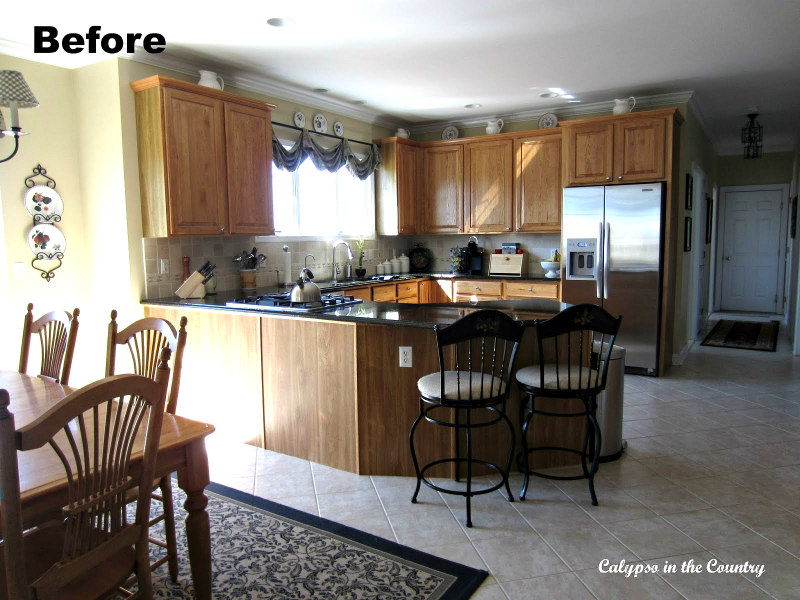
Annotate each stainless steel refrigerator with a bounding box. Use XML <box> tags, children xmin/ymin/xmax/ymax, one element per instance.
<box><xmin>561</xmin><ymin>183</ymin><xmax>665</xmax><ymax>375</ymax></box>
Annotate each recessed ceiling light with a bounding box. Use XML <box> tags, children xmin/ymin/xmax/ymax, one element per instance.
<box><xmin>561</xmin><ymin>94</ymin><xmax>575</xmax><ymax>100</ymax></box>
<box><xmin>313</xmin><ymin>88</ymin><xmax>329</xmax><ymax>94</ymax></box>
<box><xmin>464</xmin><ymin>103</ymin><xmax>482</xmax><ymax>109</ymax></box>
<box><xmin>267</xmin><ymin>17</ymin><xmax>294</xmax><ymax>27</ymax></box>
<box><xmin>350</xmin><ymin>100</ymin><xmax>365</xmax><ymax>105</ymax></box>
<box><xmin>539</xmin><ymin>92</ymin><xmax>559</xmax><ymax>99</ymax></box>
<box><xmin>567</xmin><ymin>100</ymin><xmax>582</xmax><ymax>103</ymax></box>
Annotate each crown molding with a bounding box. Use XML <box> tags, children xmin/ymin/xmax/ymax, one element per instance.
<box><xmin>127</xmin><ymin>48</ymin><xmax>403</xmax><ymax>129</ymax></box>
<box><xmin>410</xmin><ymin>91</ymin><xmax>695</xmax><ymax>135</ymax></box>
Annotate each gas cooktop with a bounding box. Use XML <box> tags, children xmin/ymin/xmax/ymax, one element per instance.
<box><xmin>226</xmin><ymin>292</ymin><xmax>363</xmax><ymax>313</ymax></box>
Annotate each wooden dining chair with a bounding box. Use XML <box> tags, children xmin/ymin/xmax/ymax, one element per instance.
<box><xmin>0</xmin><ymin>351</ymin><xmax>171</xmax><ymax>600</ymax></box>
<box><xmin>106</xmin><ymin>309</ymin><xmax>188</xmax><ymax>582</ymax></box>
<box><xmin>18</xmin><ymin>303</ymin><xmax>80</xmax><ymax>385</ymax></box>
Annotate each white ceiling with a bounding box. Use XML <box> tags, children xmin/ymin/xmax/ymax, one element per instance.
<box><xmin>3</xmin><ymin>0</ymin><xmax>800</xmax><ymax>155</ymax></box>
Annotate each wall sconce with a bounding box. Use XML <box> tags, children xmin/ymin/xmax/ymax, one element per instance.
<box><xmin>741</xmin><ymin>112</ymin><xmax>763</xmax><ymax>159</ymax></box>
<box><xmin>0</xmin><ymin>70</ymin><xmax>39</xmax><ymax>163</ymax></box>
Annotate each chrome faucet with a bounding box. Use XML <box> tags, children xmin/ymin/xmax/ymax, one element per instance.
<box><xmin>332</xmin><ymin>239</ymin><xmax>354</xmax><ymax>281</ymax></box>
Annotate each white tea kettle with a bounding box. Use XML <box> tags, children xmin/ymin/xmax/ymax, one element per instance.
<box><xmin>613</xmin><ymin>97</ymin><xmax>636</xmax><ymax>115</ymax></box>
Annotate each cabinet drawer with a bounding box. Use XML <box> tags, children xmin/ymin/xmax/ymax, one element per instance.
<box><xmin>504</xmin><ymin>281</ymin><xmax>559</xmax><ymax>300</ymax></box>
<box><xmin>453</xmin><ymin>280</ymin><xmax>503</xmax><ymax>297</ymax></box>
<box><xmin>397</xmin><ymin>295</ymin><xmax>419</xmax><ymax>304</ymax></box>
<box><xmin>372</xmin><ymin>284</ymin><xmax>397</xmax><ymax>302</ymax></box>
<box><xmin>454</xmin><ymin>294</ymin><xmax>501</xmax><ymax>302</ymax></box>
<box><xmin>396</xmin><ymin>281</ymin><xmax>419</xmax><ymax>299</ymax></box>
<box><xmin>347</xmin><ymin>287</ymin><xmax>373</xmax><ymax>301</ymax></box>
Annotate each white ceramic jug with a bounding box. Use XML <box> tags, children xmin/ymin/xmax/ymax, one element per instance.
<box><xmin>198</xmin><ymin>70</ymin><xmax>224</xmax><ymax>90</ymax></box>
<box><xmin>395</xmin><ymin>128</ymin><xmax>410</xmax><ymax>138</ymax></box>
<box><xmin>613</xmin><ymin>97</ymin><xmax>636</xmax><ymax>114</ymax></box>
<box><xmin>486</xmin><ymin>118</ymin><xmax>504</xmax><ymax>134</ymax></box>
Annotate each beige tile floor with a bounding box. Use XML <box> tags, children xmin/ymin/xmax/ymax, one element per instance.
<box><xmin>206</xmin><ymin>328</ymin><xmax>800</xmax><ymax>599</ymax></box>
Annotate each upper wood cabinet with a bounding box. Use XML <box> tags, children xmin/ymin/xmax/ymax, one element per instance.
<box><xmin>514</xmin><ymin>131</ymin><xmax>562</xmax><ymax>232</ymax></box>
<box><xmin>562</xmin><ymin>111</ymin><xmax>670</xmax><ymax>186</ymax></box>
<box><xmin>375</xmin><ymin>138</ymin><xmax>420</xmax><ymax>235</ymax></box>
<box><xmin>464</xmin><ymin>138</ymin><xmax>513</xmax><ymax>233</ymax></box>
<box><xmin>422</xmin><ymin>144</ymin><xmax>463</xmax><ymax>233</ymax></box>
<box><xmin>131</xmin><ymin>76</ymin><xmax>276</xmax><ymax>237</ymax></box>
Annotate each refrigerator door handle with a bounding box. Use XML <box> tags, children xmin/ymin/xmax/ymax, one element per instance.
<box><xmin>604</xmin><ymin>222</ymin><xmax>610</xmax><ymax>299</ymax></box>
<box><xmin>597</xmin><ymin>221</ymin><xmax>603</xmax><ymax>299</ymax></box>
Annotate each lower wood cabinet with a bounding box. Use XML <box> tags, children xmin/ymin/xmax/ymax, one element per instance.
<box><xmin>504</xmin><ymin>281</ymin><xmax>560</xmax><ymax>300</ymax></box>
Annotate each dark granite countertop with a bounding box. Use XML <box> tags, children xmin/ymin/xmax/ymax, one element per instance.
<box><xmin>142</xmin><ymin>287</ymin><xmax>565</xmax><ymax>329</ymax></box>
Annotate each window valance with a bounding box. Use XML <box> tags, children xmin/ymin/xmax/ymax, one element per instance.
<box><xmin>271</xmin><ymin>127</ymin><xmax>381</xmax><ymax>180</ymax></box>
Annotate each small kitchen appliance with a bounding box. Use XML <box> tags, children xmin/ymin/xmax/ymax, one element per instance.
<box><xmin>489</xmin><ymin>253</ymin><xmax>524</xmax><ymax>278</ymax></box>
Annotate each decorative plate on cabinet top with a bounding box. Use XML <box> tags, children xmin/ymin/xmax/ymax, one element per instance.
<box><xmin>28</xmin><ymin>224</ymin><xmax>66</xmax><ymax>258</ymax></box>
<box><xmin>538</xmin><ymin>113</ymin><xmax>558</xmax><ymax>129</ymax></box>
<box><xmin>313</xmin><ymin>113</ymin><xmax>328</xmax><ymax>133</ymax></box>
<box><xmin>442</xmin><ymin>125</ymin><xmax>459</xmax><ymax>140</ymax></box>
<box><xmin>333</xmin><ymin>121</ymin><xmax>344</xmax><ymax>137</ymax></box>
<box><xmin>293</xmin><ymin>111</ymin><xmax>306</xmax><ymax>128</ymax></box>
<box><xmin>25</xmin><ymin>185</ymin><xmax>64</xmax><ymax>223</ymax></box>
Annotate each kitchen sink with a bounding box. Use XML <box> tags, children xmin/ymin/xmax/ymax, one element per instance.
<box><xmin>318</xmin><ymin>279</ymin><xmax>366</xmax><ymax>290</ymax></box>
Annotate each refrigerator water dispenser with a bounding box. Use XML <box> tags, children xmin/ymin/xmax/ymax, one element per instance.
<box><xmin>566</xmin><ymin>238</ymin><xmax>598</xmax><ymax>280</ymax></box>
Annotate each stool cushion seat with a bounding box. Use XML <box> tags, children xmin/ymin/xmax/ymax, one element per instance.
<box><xmin>516</xmin><ymin>364</ymin><xmax>597</xmax><ymax>391</ymax></box>
<box><xmin>418</xmin><ymin>371</ymin><xmax>506</xmax><ymax>401</ymax></box>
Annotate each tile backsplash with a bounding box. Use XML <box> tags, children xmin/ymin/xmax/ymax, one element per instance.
<box><xmin>142</xmin><ymin>232</ymin><xmax>561</xmax><ymax>298</ymax></box>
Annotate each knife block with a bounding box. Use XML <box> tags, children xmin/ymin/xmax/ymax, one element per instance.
<box><xmin>175</xmin><ymin>271</ymin><xmax>206</xmax><ymax>299</ymax></box>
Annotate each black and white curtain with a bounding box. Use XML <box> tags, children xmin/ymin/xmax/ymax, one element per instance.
<box><xmin>272</xmin><ymin>128</ymin><xmax>381</xmax><ymax>180</ymax></box>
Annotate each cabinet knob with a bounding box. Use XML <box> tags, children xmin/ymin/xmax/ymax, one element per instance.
<box><xmin>528</xmin><ymin>288</ymin><xmax>533</xmax><ymax>292</ymax></box>
<box><xmin>475</xmin><ymin>286</ymin><xmax>480</xmax><ymax>290</ymax></box>
<box><xmin>219</xmin><ymin>226</ymin><xmax>225</xmax><ymax>233</ymax></box>
<box><xmin>506</xmin><ymin>226</ymin><xmax>511</xmax><ymax>230</ymax></box>
<box><xmin>605</xmin><ymin>176</ymin><xmax>612</xmax><ymax>181</ymax></box>
<box><xmin>400</xmin><ymin>227</ymin><xmax>404</xmax><ymax>232</ymax></box>
<box><xmin>618</xmin><ymin>176</ymin><xmax>623</xmax><ymax>181</ymax></box>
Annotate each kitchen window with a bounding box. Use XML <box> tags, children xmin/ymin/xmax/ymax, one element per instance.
<box><xmin>271</xmin><ymin>160</ymin><xmax>374</xmax><ymax>237</ymax></box>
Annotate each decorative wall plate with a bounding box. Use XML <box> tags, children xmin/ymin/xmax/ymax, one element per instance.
<box><xmin>293</xmin><ymin>111</ymin><xmax>306</xmax><ymax>128</ymax></box>
<box><xmin>25</xmin><ymin>185</ymin><xmax>64</xmax><ymax>222</ymax></box>
<box><xmin>28</xmin><ymin>224</ymin><xmax>66</xmax><ymax>258</ymax></box>
<box><xmin>333</xmin><ymin>121</ymin><xmax>344</xmax><ymax>137</ymax></box>
<box><xmin>313</xmin><ymin>113</ymin><xmax>328</xmax><ymax>133</ymax></box>
<box><xmin>442</xmin><ymin>125</ymin><xmax>459</xmax><ymax>140</ymax></box>
<box><xmin>538</xmin><ymin>113</ymin><xmax>558</xmax><ymax>129</ymax></box>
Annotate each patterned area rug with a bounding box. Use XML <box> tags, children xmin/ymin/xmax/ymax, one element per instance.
<box><xmin>146</xmin><ymin>482</ymin><xmax>486</xmax><ymax>600</ymax></box>
<box><xmin>701</xmin><ymin>319</ymin><xmax>779</xmax><ymax>352</ymax></box>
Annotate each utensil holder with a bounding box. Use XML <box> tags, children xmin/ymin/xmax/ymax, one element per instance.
<box><xmin>240</xmin><ymin>269</ymin><xmax>257</xmax><ymax>292</ymax></box>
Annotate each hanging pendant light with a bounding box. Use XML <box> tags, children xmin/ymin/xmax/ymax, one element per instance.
<box><xmin>741</xmin><ymin>113</ymin><xmax>763</xmax><ymax>159</ymax></box>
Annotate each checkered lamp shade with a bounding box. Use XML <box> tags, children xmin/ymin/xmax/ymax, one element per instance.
<box><xmin>0</xmin><ymin>71</ymin><xmax>39</xmax><ymax>107</ymax></box>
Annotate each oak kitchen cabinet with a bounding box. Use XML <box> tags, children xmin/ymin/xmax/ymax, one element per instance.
<box><xmin>514</xmin><ymin>130</ymin><xmax>562</xmax><ymax>232</ymax></box>
<box><xmin>375</xmin><ymin>137</ymin><xmax>420</xmax><ymax>235</ymax></box>
<box><xmin>464</xmin><ymin>138</ymin><xmax>514</xmax><ymax>233</ymax></box>
<box><xmin>562</xmin><ymin>110</ymin><xmax>670</xmax><ymax>187</ymax></box>
<box><xmin>422</xmin><ymin>144</ymin><xmax>464</xmax><ymax>233</ymax></box>
<box><xmin>131</xmin><ymin>76</ymin><xmax>276</xmax><ymax>237</ymax></box>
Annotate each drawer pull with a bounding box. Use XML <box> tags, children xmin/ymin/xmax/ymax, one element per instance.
<box><xmin>528</xmin><ymin>288</ymin><xmax>533</xmax><ymax>292</ymax></box>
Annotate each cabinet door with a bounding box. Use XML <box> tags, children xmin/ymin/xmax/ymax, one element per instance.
<box><xmin>515</xmin><ymin>133</ymin><xmax>562</xmax><ymax>232</ymax></box>
<box><xmin>423</xmin><ymin>145</ymin><xmax>463</xmax><ymax>233</ymax></box>
<box><xmin>464</xmin><ymin>139</ymin><xmax>513</xmax><ymax>233</ymax></box>
<box><xmin>397</xmin><ymin>143</ymin><xmax>420</xmax><ymax>235</ymax></box>
<box><xmin>163</xmin><ymin>88</ymin><xmax>228</xmax><ymax>235</ymax></box>
<box><xmin>613</xmin><ymin>117</ymin><xmax>667</xmax><ymax>183</ymax></box>
<box><xmin>225</xmin><ymin>102</ymin><xmax>274</xmax><ymax>235</ymax></box>
<box><xmin>564</xmin><ymin>122</ymin><xmax>614</xmax><ymax>186</ymax></box>
<box><xmin>372</xmin><ymin>284</ymin><xmax>397</xmax><ymax>302</ymax></box>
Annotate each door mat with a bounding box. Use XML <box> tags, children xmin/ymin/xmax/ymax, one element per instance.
<box><xmin>148</xmin><ymin>482</ymin><xmax>487</xmax><ymax>600</ymax></box>
<box><xmin>701</xmin><ymin>319</ymin><xmax>779</xmax><ymax>352</ymax></box>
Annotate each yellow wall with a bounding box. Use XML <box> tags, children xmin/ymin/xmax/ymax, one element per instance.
<box><xmin>717</xmin><ymin>152</ymin><xmax>795</xmax><ymax>186</ymax></box>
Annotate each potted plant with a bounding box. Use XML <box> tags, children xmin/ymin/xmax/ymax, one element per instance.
<box><xmin>354</xmin><ymin>238</ymin><xmax>367</xmax><ymax>279</ymax></box>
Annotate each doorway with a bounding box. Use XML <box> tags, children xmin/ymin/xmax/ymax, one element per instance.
<box><xmin>715</xmin><ymin>184</ymin><xmax>788</xmax><ymax>314</ymax></box>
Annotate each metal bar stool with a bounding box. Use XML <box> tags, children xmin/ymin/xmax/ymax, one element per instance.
<box><xmin>410</xmin><ymin>309</ymin><xmax>524</xmax><ymax>527</ymax></box>
<box><xmin>516</xmin><ymin>304</ymin><xmax>622</xmax><ymax>505</ymax></box>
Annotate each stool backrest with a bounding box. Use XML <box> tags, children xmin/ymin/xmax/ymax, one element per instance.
<box><xmin>534</xmin><ymin>304</ymin><xmax>622</xmax><ymax>395</ymax></box>
<box><xmin>434</xmin><ymin>309</ymin><xmax>525</xmax><ymax>402</ymax></box>
<box><xmin>106</xmin><ymin>311</ymin><xmax>188</xmax><ymax>414</ymax></box>
<box><xmin>19</xmin><ymin>303</ymin><xmax>80</xmax><ymax>385</ymax></box>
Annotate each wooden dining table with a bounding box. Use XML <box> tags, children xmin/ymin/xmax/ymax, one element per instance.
<box><xmin>0</xmin><ymin>370</ymin><xmax>216</xmax><ymax>600</ymax></box>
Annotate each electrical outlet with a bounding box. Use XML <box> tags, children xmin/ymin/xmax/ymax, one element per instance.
<box><xmin>160</xmin><ymin>258</ymin><xmax>170</xmax><ymax>275</ymax></box>
<box><xmin>399</xmin><ymin>346</ymin><xmax>412</xmax><ymax>368</ymax></box>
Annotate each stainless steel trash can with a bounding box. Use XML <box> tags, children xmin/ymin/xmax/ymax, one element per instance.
<box><xmin>593</xmin><ymin>343</ymin><xmax>625</xmax><ymax>462</ymax></box>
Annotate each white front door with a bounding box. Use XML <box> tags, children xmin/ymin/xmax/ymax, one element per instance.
<box><xmin>719</xmin><ymin>188</ymin><xmax>783</xmax><ymax>312</ymax></box>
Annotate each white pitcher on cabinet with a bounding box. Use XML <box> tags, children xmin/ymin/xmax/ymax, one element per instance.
<box><xmin>486</xmin><ymin>118</ymin><xmax>504</xmax><ymax>134</ymax></box>
<box><xmin>198</xmin><ymin>70</ymin><xmax>224</xmax><ymax>90</ymax></box>
<box><xmin>613</xmin><ymin>97</ymin><xmax>636</xmax><ymax>114</ymax></box>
